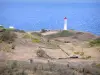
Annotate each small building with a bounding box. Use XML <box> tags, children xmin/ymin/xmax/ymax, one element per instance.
<box><xmin>9</xmin><ymin>26</ymin><xmax>15</xmax><ymax>29</ymax></box>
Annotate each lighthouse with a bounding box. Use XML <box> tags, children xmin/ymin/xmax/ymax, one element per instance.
<box><xmin>64</xmin><ymin>17</ymin><xmax>67</xmax><ymax>30</ymax></box>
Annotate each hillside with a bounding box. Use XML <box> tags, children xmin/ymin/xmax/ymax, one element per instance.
<box><xmin>0</xmin><ymin>29</ymin><xmax>100</xmax><ymax>75</ymax></box>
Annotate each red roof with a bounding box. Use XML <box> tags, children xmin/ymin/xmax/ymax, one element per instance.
<box><xmin>64</xmin><ymin>17</ymin><xmax>67</xmax><ymax>19</ymax></box>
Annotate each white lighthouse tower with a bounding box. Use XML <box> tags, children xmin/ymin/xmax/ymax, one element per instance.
<box><xmin>64</xmin><ymin>17</ymin><xmax>67</xmax><ymax>30</ymax></box>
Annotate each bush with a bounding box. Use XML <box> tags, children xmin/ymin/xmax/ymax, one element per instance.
<box><xmin>0</xmin><ymin>30</ymin><xmax>17</xmax><ymax>43</ymax></box>
<box><xmin>23</xmin><ymin>34</ymin><xmax>31</xmax><ymax>39</ymax></box>
<box><xmin>89</xmin><ymin>38</ymin><xmax>100</xmax><ymax>47</ymax></box>
<box><xmin>96</xmin><ymin>63</ymin><xmax>100</xmax><ymax>68</ymax></box>
<box><xmin>82</xmin><ymin>56</ymin><xmax>91</xmax><ymax>59</ymax></box>
<box><xmin>11</xmin><ymin>44</ymin><xmax>16</xmax><ymax>49</ymax></box>
<box><xmin>0</xmin><ymin>26</ymin><xmax>6</xmax><ymax>32</ymax></box>
<box><xmin>32</xmin><ymin>38</ymin><xmax>41</xmax><ymax>43</ymax></box>
<box><xmin>13</xmin><ymin>29</ymin><xmax>25</xmax><ymax>33</ymax></box>
<box><xmin>0</xmin><ymin>61</ymin><xmax>28</xmax><ymax>75</ymax></box>
<box><xmin>41</xmin><ymin>29</ymin><xmax>47</xmax><ymax>33</ymax></box>
<box><xmin>74</xmin><ymin>52</ymin><xmax>84</xmax><ymax>56</ymax></box>
<box><xmin>36</xmin><ymin>49</ymin><xmax>46</xmax><ymax>57</ymax></box>
<box><xmin>74</xmin><ymin>52</ymin><xmax>80</xmax><ymax>54</ymax></box>
<box><xmin>0</xmin><ymin>40</ymin><xmax>2</xmax><ymax>43</ymax></box>
<box><xmin>31</xmin><ymin>32</ymin><xmax>42</xmax><ymax>37</ymax></box>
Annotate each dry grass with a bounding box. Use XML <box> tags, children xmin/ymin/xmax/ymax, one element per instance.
<box><xmin>74</xmin><ymin>52</ymin><xmax>84</xmax><ymax>56</ymax></box>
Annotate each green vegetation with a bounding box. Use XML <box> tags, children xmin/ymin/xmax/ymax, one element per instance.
<box><xmin>23</xmin><ymin>33</ymin><xmax>31</xmax><ymax>39</ymax></box>
<box><xmin>41</xmin><ymin>29</ymin><xmax>47</xmax><ymax>33</ymax></box>
<box><xmin>0</xmin><ymin>44</ymin><xmax>14</xmax><ymax>53</ymax></box>
<box><xmin>47</xmin><ymin>30</ymin><xmax>74</xmax><ymax>39</ymax></box>
<box><xmin>0</xmin><ymin>61</ymin><xmax>28</xmax><ymax>75</ymax></box>
<box><xmin>0</xmin><ymin>40</ymin><xmax>2</xmax><ymax>43</ymax></box>
<box><xmin>0</xmin><ymin>30</ymin><xmax>17</xmax><ymax>43</ymax></box>
<box><xmin>82</xmin><ymin>56</ymin><xmax>91</xmax><ymax>59</ymax></box>
<box><xmin>13</xmin><ymin>29</ymin><xmax>25</xmax><ymax>33</ymax></box>
<box><xmin>74</xmin><ymin>51</ymin><xmax>84</xmax><ymax>56</ymax></box>
<box><xmin>58</xmin><ymin>30</ymin><xmax>74</xmax><ymax>37</ymax></box>
<box><xmin>0</xmin><ymin>25</ymin><xmax>4</xmax><ymax>28</ymax></box>
<box><xmin>96</xmin><ymin>63</ymin><xmax>100</xmax><ymax>68</ymax></box>
<box><xmin>36</xmin><ymin>49</ymin><xmax>46</xmax><ymax>57</ymax></box>
<box><xmin>89</xmin><ymin>38</ymin><xmax>100</xmax><ymax>47</ymax></box>
<box><xmin>31</xmin><ymin>32</ymin><xmax>42</xmax><ymax>37</ymax></box>
<box><xmin>74</xmin><ymin>52</ymin><xmax>80</xmax><ymax>54</ymax></box>
<box><xmin>23</xmin><ymin>33</ymin><xmax>41</xmax><ymax>43</ymax></box>
<box><xmin>32</xmin><ymin>38</ymin><xmax>41</xmax><ymax>43</ymax></box>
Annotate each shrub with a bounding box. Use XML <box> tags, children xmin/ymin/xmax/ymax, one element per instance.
<box><xmin>36</xmin><ymin>49</ymin><xmax>47</xmax><ymax>57</ymax></box>
<box><xmin>41</xmin><ymin>29</ymin><xmax>47</xmax><ymax>33</ymax></box>
<box><xmin>0</xmin><ymin>30</ymin><xmax>17</xmax><ymax>43</ymax></box>
<box><xmin>82</xmin><ymin>56</ymin><xmax>91</xmax><ymax>59</ymax></box>
<box><xmin>32</xmin><ymin>38</ymin><xmax>40</xmax><ymax>43</ymax></box>
<box><xmin>0</xmin><ymin>26</ymin><xmax>6</xmax><ymax>32</ymax></box>
<box><xmin>0</xmin><ymin>61</ymin><xmax>28</xmax><ymax>75</ymax></box>
<box><xmin>11</xmin><ymin>44</ymin><xmax>16</xmax><ymax>49</ymax></box>
<box><xmin>96</xmin><ymin>63</ymin><xmax>100</xmax><ymax>68</ymax></box>
<box><xmin>74</xmin><ymin>52</ymin><xmax>84</xmax><ymax>56</ymax></box>
<box><xmin>0</xmin><ymin>40</ymin><xmax>2</xmax><ymax>43</ymax></box>
<box><xmin>31</xmin><ymin>32</ymin><xmax>42</xmax><ymax>37</ymax></box>
<box><xmin>89</xmin><ymin>38</ymin><xmax>100</xmax><ymax>47</ymax></box>
<box><xmin>80</xmin><ymin>52</ymin><xmax>84</xmax><ymax>56</ymax></box>
<box><xmin>23</xmin><ymin>34</ymin><xmax>31</xmax><ymax>39</ymax></box>
<box><xmin>2</xmin><ymin>45</ymin><xmax>11</xmax><ymax>52</ymax></box>
<box><xmin>0</xmin><ymin>25</ymin><xmax>4</xmax><ymax>28</ymax></box>
<box><xmin>13</xmin><ymin>29</ymin><xmax>25</xmax><ymax>33</ymax></box>
<box><xmin>74</xmin><ymin>52</ymin><xmax>80</xmax><ymax>54</ymax></box>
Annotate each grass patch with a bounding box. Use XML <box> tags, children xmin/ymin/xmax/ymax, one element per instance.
<box><xmin>82</xmin><ymin>56</ymin><xmax>91</xmax><ymax>59</ymax></box>
<box><xmin>0</xmin><ymin>40</ymin><xmax>2</xmax><ymax>43</ymax></box>
<box><xmin>74</xmin><ymin>52</ymin><xmax>84</xmax><ymax>56</ymax></box>
<box><xmin>23</xmin><ymin>33</ymin><xmax>41</xmax><ymax>43</ymax></box>
<box><xmin>89</xmin><ymin>38</ymin><xmax>100</xmax><ymax>47</ymax></box>
<box><xmin>47</xmin><ymin>30</ymin><xmax>74</xmax><ymax>39</ymax></box>
<box><xmin>22</xmin><ymin>33</ymin><xmax>31</xmax><ymax>39</ymax></box>
<box><xmin>74</xmin><ymin>52</ymin><xmax>80</xmax><ymax>54</ymax></box>
<box><xmin>96</xmin><ymin>63</ymin><xmax>100</xmax><ymax>68</ymax></box>
<box><xmin>32</xmin><ymin>38</ymin><xmax>41</xmax><ymax>43</ymax></box>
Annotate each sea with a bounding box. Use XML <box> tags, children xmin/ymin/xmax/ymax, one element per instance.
<box><xmin>0</xmin><ymin>2</ymin><xmax>100</xmax><ymax>35</ymax></box>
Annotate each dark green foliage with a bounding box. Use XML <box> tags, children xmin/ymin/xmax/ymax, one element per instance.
<box><xmin>0</xmin><ymin>25</ymin><xmax>4</xmax><ymax>28</ymax></box>
<box><xmin>0</xmin><ymin>26</ymin><xmax>6</xmax><ymax>32</ymax></box>
<box><xmin>89</xmin><ymin>38</ymin><xmax>100</xmax><ymax>47</ymax></box>
<box><xmin>41</xmin><ymin>29</ymin><xmax>47</xmax><ymax>33</ymax></box>
<box><xmin>13</xmin><ymin>29</ymin><xmax>25</xmax><ymax>33</ymax></box>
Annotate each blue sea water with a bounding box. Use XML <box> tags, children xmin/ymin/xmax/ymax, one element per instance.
<box><xmin>0</xmin><ymin>2</ymin><xmax>100</xmax><ymax>35</ymax></box>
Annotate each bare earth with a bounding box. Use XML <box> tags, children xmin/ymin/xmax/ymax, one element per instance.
<box><xmin>7</xmin><ymin>31</ymin><xmax>100</xmax><ymax>62</ymax></box>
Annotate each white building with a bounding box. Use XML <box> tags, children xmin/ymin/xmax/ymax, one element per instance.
<box><xmin>9</xmin><ymin>26</ymin><xmax>15</xmax><ymax>29</ymax></box>
<box><xmin>64</xmin><ymin>17</ymin><xmax>67</xmax><ymax>30</ymax></box>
